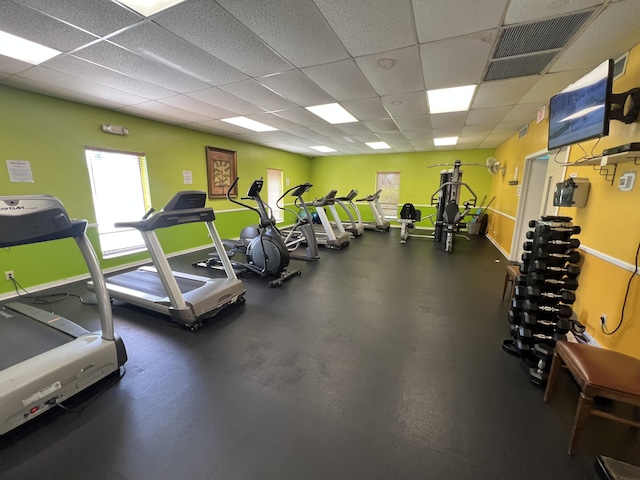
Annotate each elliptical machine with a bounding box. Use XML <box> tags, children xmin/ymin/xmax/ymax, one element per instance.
<box><xmin>195</xmin><ymin>177</ymin><xmax>301</xmax><ymax>287</ymax></box>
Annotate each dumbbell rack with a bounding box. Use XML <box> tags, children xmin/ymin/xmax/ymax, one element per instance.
<box><xmin>502</xmin><ymin>215</ymin><xmax>581</xmax><ymax>386</ymax></box>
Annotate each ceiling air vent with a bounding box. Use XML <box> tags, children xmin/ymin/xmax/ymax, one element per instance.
<box><xmin>493</xmin><ymin>10</ymin><xmax>594</xmax><ymax>58</ymax></box>
<box><xmin>613</xmin><ymin>52</ymin><xmax>628</xmax><ymax>80</ymax></box>
<box><xmin>485</xmin><ymin>52</ymin><xmax>558</xmax><ymax>81</ymax></box>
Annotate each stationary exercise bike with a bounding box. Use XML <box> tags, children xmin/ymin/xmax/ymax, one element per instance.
<box><xmin>195</xmin><ymin>177</ymin><xmax>300</xmax><ymax>287</ymax></box>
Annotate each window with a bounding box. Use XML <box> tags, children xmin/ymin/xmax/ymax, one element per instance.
<box><xmin>266</xmin><ymin>168</ymin><xmax>283</xmax><ymax>223</ymax></box>
<box><xmin>85</xmin><ymin>148</ymin><xmax>151</xmax><ymax>258</ymax></box>
<box><xmin>376</xmin><ymin>172</ymin><xmax>400</xmax><ymax>220</ymax></box>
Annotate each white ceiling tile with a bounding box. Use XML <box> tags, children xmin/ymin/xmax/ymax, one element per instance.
<box><xmin>550</xmin><ymin>1</ymin><xmax>640</xmax><ymax>71</ymax></box>
<box><xmin>410</xmin><ymin>139</ymin><xmax>435</xmax><ymax>149</ymax></box>
<box><xmin>302</xmin><ymin>59</ymin><xmax>377</xmax><ymax>101</ymax></box>
<box><xmin>395</xmin><ymin>116</ymin><xmax>430</xmax><ymax>131</ymax></box>
<box><xmin>356</xmin><ymin>46</ymin><xmax>425</xmax><ymax>96</ymax></box>
<box><xmin>275</xmin><ymin>109</ymin><xmax>328</xmax><ymax>127</ymax></box>
<box><xmin>382</xmin><ymin>91</ymin><xmax>429</xmax><ymax>117</ymax></box>
<box><xmin>313</xmin><ymin>0</ymin><xmax>417</xmax><ymax>56</ymax></box>
<box><xmin>0</xmin><ymin>55</ymin><xmax>32</xmax><ymax>75</ymax></box>
<box><xmin>462</xmin><ymin>125</ymin><xmax>494</xmax><ymax>135</ymax></box>
<box><xmin>353</xmin><ymin>133</ymin><xmax>385</xmax><ymax>143</ymax></box>
<box><xmin>74</xmin><ymin>41</ymin><xmax>210</xmax><ymax>93</ymax></box>
<box><xmin>412</xmin><ymin>0</ymin><xmax>509</xmax><ymax>43</ymax></box>
<box><xmin>287</xmin><ymin>126</ymin><xmax>327</xmax><ymax>139</ymax></box>
<box><xmin>2</xmin><ymin>75</ymin><xmax>130</xmax><ymax>109</ymax></box>
<box><xmin>117</xmin><ymin>104</ymin><xmax>185</xmax><ymax>125</ymax></box>
<box><xmin>363</xmin><ymin>119</ymin><xmax>400</xmax><ymax>133</ymax></box>
<box><xmin>432</xmin><ymin>127</ymin><xmax>463</xmax><ymax>137</ymax></box>
<box><xmin>335</xmin><ymin>123</ymin><xmax>374</xmax><ymax>136</ymax></box>
<box><xmin>420</xmin><ymin>31</ymin><xmax>496</xmax><ymax>90</ymax></box>
<box><xmin>14</xmin><ymin>0</ymin><xmax>143</xmax><ymax>37</ymax></box>
<box><xmin>430</xmin><ymin>112</ymin><xmax>468</xmax><ymax>129</ymax></box>
<box><xmin>246</xmin><ymin>112</ymin><xmax>305</xmax><ymax>130</ymax></box>
<box><xmin>457</xmin><ymin>135</ymin><xmax>488</xmax><ymax>146</ymax></box>
<box><xmin>256</xmin><ymin>71</ymin><xmax>335</xmax><ymax>107</ymax></box>
<box><xmin>375</xmin><ymin>132</ymin><xmax>407</xmax><ymax>142</ymax></box>
<box><xmin>187</xmin><ymin>88</ymin><xmax>263</xmax><ymax>116</ymax></box>
<box><xmin>492</xmin><ymin>121</ymin><xmax>528</xmax><ymax>133</ymax></box>
<box><xmin>14</xmin><ymin>66</ymin><xmax>149</xmax><ymax>104</ymax></box>
<box><xmin>309</xmin><ymin>124</ymin><xmax>350</xmax><ymax>137</ymax></box>
<box><xmin>123</xmin><ymin>101</ymin><xmax>211</xmax><ymax>122</ymax></box>
<box><xmin>504</xmin><ymin>0</ymin><xmax>603</xmax><ymax>24</ymax></box>
<box><xmin>197</xmin><ymin>119</ymin><xmax>259</xmax><ymax>135</ymax></box>
<box><xmin>44</xmin><ymin>55</ymin><xmax>177</xmax><ymax>100</ymax></box>
<box><xmin>217</xmin><ymin>0</ymin><xmax>348</xmax><ymax>68</ymax></box>
<box><xmin>481</xmin><ymin>133</ymin><xmax>512</xmax><ymax>147</ymax></box>
<box><xmin>502</xmin><ymin>103</ymin><xmax>542</xmax><ymax>124</ymax></box>
<box><xmin>403</xmin><ymin>130</ymin><xmax>432</xmax><ymax>140</ymax></box>
<box><xmin>220</xmin><ymin>80</ymin><xmax>298</xmax><ymax>111</ymax></box>
<box><xmin>110</xmin><ymin>22</ymin><xmax>248</xmax><ymax>86</ymax></box>
<box><xmin>342</xmin><ymin>98</ymin><xmax>389</xmax><ymax>121</ymax></box>
<box><xmin>0</xmin><ymin>0</ymin><xmax>97</xmax><ymax>52</ymax></box>
<box><xmin>154</xmin><ymin>0</ymin><xmax>292</xmax><ymax>77</ymax></box>
<box><xmin>158</xmin><ymin>95</ymin><xmax>235</xmax><ymax>118</ymax></box>
<box><xmin>472</xmin><ymin>76</ymin><xmax>539</xmax><ymax>109</ymax></box>
<box><xmin>466</xmin><ymin>106</ymin><xmax>512</xmax><ymax>125</ymax></box>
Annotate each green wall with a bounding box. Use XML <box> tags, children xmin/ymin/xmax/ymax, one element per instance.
<box><xmin>0</xmin><ymin>85</ymin><xmax>310</xmax><ymax>294</ymax></box>
<box><xmin>309</xmin><ymin>150</ymin><xmax>495</xmax><ymax>222</ymax></box>
<box><xmin>1</xmin><ymin>84</ymin><xmax>496</xmax><ymax>295</ymax></box>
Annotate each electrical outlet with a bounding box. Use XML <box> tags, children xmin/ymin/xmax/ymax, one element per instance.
<box><xmin>5</xmin><ymin>270</ymin><xmax>14</xmax><ymax>281</ymax></box>
<box><xmin>600</xmin><ymin>313</ymin><xmax>607</xmax><ymax>326</ymax></box>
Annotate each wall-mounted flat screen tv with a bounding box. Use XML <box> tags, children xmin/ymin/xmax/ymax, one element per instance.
<box><xmin>548</xmin><ymin>58</ymin><xmax>614</xmax><ymax>151</ymax></box>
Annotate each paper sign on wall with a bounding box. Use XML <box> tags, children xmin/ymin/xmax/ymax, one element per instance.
<box><xmin>6</xmin><ymin>160</ymin><xmax>34</xmax><ymax>183</ymax></box>
<box><xmin>183</xmin><ymin>170</ymin><xmax>193</xmax><ymax>184</ymax></box>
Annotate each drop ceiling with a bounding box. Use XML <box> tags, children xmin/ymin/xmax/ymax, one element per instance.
<box><xmin>1</xmin><ymin>0</ymin><xmax>639</xmax><ymax>156</ymax></box>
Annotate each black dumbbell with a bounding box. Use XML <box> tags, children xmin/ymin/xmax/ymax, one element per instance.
<box><xmin>507</xmin><ymin>309</ymin><xmax>521</xmax><ymax>325</ymax></box>
<box><xmin>537</xmin><ymin>237</ymin><xmax>580</xmax><ymax>249</ymax></box>
<box><xmin>512</xmin><ymin>298</ymin><xmax>525</xmax><ymax>311</ymax></box>
<box><xmin>517</xmin><ymin>326</ymin><xmax>567</xmax><ymax>344</ymax></box>
<box><xmin>538</xmin><ymin>224</ymin><xmax>581</xmax><ymax>235</ymax></box>
<box><xmin>523</xmin><ymin>300</ymin><xmax>573</xmax><ymax>318</ymax></box>
<box><xmin>525</xmin><ymin>231</ymin><xmax>536</xmax><ymax>240</ymax></box>
<box><xmin>532</xmin><ymin>261</ymin><xmax>580</xmax><ymax>277</ymax></box>
<box><xmin>525</xmin><ymin>287</ymin><xmax>576</xmax><ymax>304</ymax></box>
<box><xmin>522</xmin><ymin>313</ymin><xmax>571</xmax><ymax>333</ymax></box>
<box><xmin>529</xmin><ymin>274</ymin><xmax>578</xmax><ymax>291</ymax></box>
<box><xmin>535</xmin><ymin>249</ymin><xmax>581</xmax><ymax>263</ymax></box>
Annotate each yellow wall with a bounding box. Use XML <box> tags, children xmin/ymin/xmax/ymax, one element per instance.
<box><xmin>489</xmin><ymin>43</ymin><xmax>640</xmax><ymax>358</ymax></box>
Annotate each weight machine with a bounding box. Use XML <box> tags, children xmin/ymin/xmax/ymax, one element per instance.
<box><xmin>429</xmin><ymin>160</ymin><xmax>478</xmax><ymax>252</ymax></box>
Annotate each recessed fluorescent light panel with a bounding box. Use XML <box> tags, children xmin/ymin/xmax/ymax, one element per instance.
<box><xmin>221</xmin><ymin>117</ymin><xmax>277</xmax><ymax>132</ymax></box>
<box><xmin>117</xmin><ymin>0</ymin><xmax>188</xmax><ymax>16</ymax></box>
<box><xmin>310</xmin><ymin>146</ymin><xmax>336</xmax><ymax>153</ymax></box>
<box><xmin>365</xmin><ymin>142</ymin><xmax>391</xmax><ymax>150</ymax></box>
<box><xmin>305</xmin><ymin>103</ymin><xmax>357</xmax><ymax>124</ymax></box>
<box><xmin>433</xmin><ymin>137</ymin><xmax>458</xmax><ymax>146</ymax></box>
<box><xmin>427</xmin><ymin>85</ymin><xmax>476</xmax><ymax>114</ymax></box>
<box><xmin>0</xmin><ymin>31</ymin><xmax>60</xmax><ymax>65</ymax></box>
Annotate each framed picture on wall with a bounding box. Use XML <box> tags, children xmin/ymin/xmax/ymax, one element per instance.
<box><xmin>205</xmin><ymin>146</ymin><xmax>237</xmax><ymax>198</ymax></box>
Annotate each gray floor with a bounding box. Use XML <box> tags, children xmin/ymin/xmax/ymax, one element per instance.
<box><xmin>1</xmin><ymin>229</ymin><xmax>637</xmax><ymax>479</ymax></box>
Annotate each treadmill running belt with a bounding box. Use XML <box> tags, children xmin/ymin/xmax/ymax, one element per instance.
<box><xmin>107</xmin><ymin>269</ymin><xmax>205</xmax><ymax>297</ymax></box>
<box><xmin>0</xmin><ymin>308</ymin><xmax>73</xmax><ymax>370</ymax></box>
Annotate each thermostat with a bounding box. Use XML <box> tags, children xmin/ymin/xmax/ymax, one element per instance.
<box><xmin>618</xmin><ymin>171</ymin><xmax>636</xmax><ymax>191</ymax></box>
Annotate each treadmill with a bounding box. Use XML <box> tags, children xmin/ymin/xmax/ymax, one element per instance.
<box><xmin>0</xmin><ymin>194</ymin><xmax>127</xmax><ymax>435</ymax></box>
<box><xmin>90</xmin><ymin>191</ymin><xmax>245</xmax><ymax>331</ymax></box>
<box><xmin>309</xmin><ymin>190</ymin><xmax>350</xmax><ymax>250</ymax></box>
<box><xmin>355</xmin><ymin>190</ymin><xmax>391</xmax><ymax>231</ymax></box>
<box><xmin>334</xmin><ymin>189</ymin><xmax>364</xmax><ymax>237</ymax></box>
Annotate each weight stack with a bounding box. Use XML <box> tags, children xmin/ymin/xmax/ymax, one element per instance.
<box><xmin>502</xmin><ymin>216</ymin><xmax>581</xmax><ymax>386</ymax></box>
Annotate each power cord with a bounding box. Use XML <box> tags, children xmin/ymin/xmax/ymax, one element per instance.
<box><xmin>8</xmin><ymin>275</ymin><xmax>96</xmax><ymax>313</ymax></box>
<box><xmin>603</xmin><ymin>240</ymin><xmax>640</xmax><ymax>335</ymax></box>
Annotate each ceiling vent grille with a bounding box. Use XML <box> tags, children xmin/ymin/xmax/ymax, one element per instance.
<box><xmin>493</xmin><ymin>10</ymin><xmax>595</xmax><ymax>58</ymax></box>
<box><xmin>485</xmin><ymin>52</ymin><xmax>558</xmax><ymax>81</ymax></box>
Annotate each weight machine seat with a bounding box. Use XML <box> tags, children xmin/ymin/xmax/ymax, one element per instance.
<box><xmin>443</xmin><ymin>201</ymin><xmax>461</xmax><ymax>225</ymax></box>
<box><xmin>400</xmin><ymin>203</ymin><xmax>421</xmax><ymax>222</ymax></box>
<box><xmin>544</xmin><ymin>341</ymin><xmax>640</xmax><ymax>455</ymax></box>
<box><xmin>501</xmin><ymin>264</ymin><xmax>520</xmax><ymax>300</ymax></box>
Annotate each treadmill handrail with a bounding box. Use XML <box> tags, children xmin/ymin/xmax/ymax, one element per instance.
<box><xmin>115</xmin><ymin>208</ymin><xmax>215</xmax><ymax>231</ymax></box>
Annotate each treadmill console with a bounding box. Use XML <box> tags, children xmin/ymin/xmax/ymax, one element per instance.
<box><xmin>163</xmin><ymin>191</ymin><xmax>207</xmax><ymax>211</ymax></box>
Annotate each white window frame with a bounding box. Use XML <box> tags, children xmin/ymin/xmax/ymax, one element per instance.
<box><xmin>376</xmin><ymin>171</ymin><xmax>400</xmax><ymax>220</ymax></box>
<box><xmin>85</xmin><ymin>147</ymin><xmax>152</xmax><ymax>259</ymax></box>
<box><xmin>266</xmin><ymin>168</ymin><xmax>284</xmax><ymax>223</ymax></box>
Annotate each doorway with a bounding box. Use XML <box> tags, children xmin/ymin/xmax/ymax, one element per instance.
<box><xmin>510</xmin><ymin>148</ymin><xmax>568</xmax><ymax>261</ymax></box>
